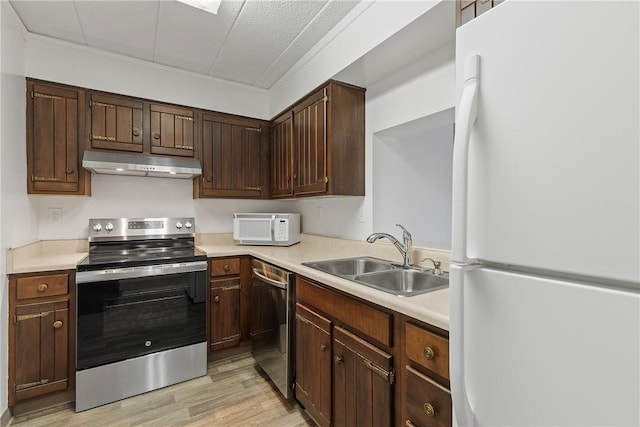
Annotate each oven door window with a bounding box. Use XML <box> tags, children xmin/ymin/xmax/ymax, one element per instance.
<box><xmin>77</xmin><ymin>271</ymin><xmax>206</xmax><ymax>370</ymax></box>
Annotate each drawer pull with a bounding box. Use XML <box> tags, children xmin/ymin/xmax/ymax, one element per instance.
<box><xmin>335</xmin><ymin>355</ymin><xmax>344</xmax><ymax>364</ymax></box>
<box><xmin>320</xmin><ymin>344</ymin><xmax>327</xmax><ymax>352</ymax></box>
<box><xmin>213</xmin><ymin>295</ymin><xmax>220</xmax><ymax>303</ymax></box>
<box><xmin>37</xmin><ymin>283</ymin><xmax>48</xmax><ymax>292</ymax></box>
<box><xmin>424</xmin><ymin>346</ymin><xmax>435</xmax><ymax>360</ymax></box>
<box><xmin>53</xmin><ymin>320</ymin><xmax>63</xmax><ymax>329</ymax></box>
<box><xmin>223</xmin><ymin>265</ymin><xmax>230</xmax><ymax>272</ymax></box>
<box><xmin>424</xmin><ymin>403</ymin><xmax>435</xmax><ymax>417</ymax></box>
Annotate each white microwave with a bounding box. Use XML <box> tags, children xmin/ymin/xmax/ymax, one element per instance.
<box><xmin>233</xmin><ymin>213</ymin><xmax>300</xmax><ymax>246</ymax></box>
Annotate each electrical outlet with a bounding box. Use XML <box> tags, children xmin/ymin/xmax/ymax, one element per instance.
<box><xmin>48</xmin><ymin>207</ymin><xmax>63</xmax><ymax>224</ymax></box>
<box><xmin>358</xmin><ymin>207</ymin><xmax>366</xmax><ymax>223</ymax></box>
<box><xmin>316</xmin><ymin>206</ymin><xmax>323</xmax><ymax>221</ymax></box>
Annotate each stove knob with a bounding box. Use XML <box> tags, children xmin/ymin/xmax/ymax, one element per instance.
<box><xmin>185</xmin><ymin>221</ymin><xmax>192</xmax><ymax>229</ymax></box>
<box><xmin>176</xmin><ymin>221</ymin><xmax>183</xmax><ymax>229</ymax></box>
<box><xmin>92</xmin><ymin>223</ymin><xmax>102</xmax><ymax>232</ymax></box>
<box><xmin>105</xmin><ymin>222</ymin><xmax>114</xmax><ymax>232</ymax></box>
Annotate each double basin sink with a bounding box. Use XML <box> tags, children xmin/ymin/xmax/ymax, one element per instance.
<box><xmin>302</xmin><ymin>256</ymin><xmax>448</xmax><ymax>297</ymax></box>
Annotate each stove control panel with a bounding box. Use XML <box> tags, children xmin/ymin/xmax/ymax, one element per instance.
<box><xmin>88</xmin><ymin>217</ymin><xmax>196</xmax><ymax>241</ymax></box>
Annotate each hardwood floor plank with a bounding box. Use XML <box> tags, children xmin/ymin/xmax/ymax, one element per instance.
<box><xmin>10</xmin><ymin>353</ymin><xmax>314</xmax><ymax>427</ymax></box>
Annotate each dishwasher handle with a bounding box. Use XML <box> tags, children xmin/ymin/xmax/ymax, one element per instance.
<box><xmin>252</xmin><ymin>268</ymin><xmax>287</xmax><ymax>290</ymax></box>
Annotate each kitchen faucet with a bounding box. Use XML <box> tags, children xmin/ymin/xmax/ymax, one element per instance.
<box><xmin>366</xmin><ymin>224</ymin><xmax>413</xmax><ymax>268</ymax></box>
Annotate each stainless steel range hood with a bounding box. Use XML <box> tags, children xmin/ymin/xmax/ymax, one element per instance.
<box><xmin>82</xmin><ymin>150</ymin><xmax>202</xmax><ymax>179</ymax></box>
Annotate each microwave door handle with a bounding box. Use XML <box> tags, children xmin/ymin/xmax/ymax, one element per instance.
<box><xmin>270</xmin><ymin>219</ymin><xmax>275</xmax><ymax>242</ymax></box>
<box><xmin>253</xmin><ymin>268</ymin><xmax>287</xmax><ymax>290</ymax></box>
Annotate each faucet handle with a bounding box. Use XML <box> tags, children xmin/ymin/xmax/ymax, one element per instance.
<box><xmin>420</xmin><ymin>257</ymin><xmax>443</xmax><ymax>275</ymax></box>
<box><xmin>395</xmin><ymin>224</ymin><xmax>412</xmax><ymax>239</ymax></box>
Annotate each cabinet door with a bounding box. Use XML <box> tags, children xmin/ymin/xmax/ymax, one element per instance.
<box><xmin>12</xmin><ymin>302</ymin><xmax>69</xmax><ymax>404</ymax></box>
<box><xmin>270</xmin><ymin>113</ymin><xmax>294</xmax><ymax>198</ymax></box>
<box><xmin>200</xmin><ymin>114</ymin><xmax>264</xmax><ymax>198</ymax></box>
<box><xmin>150</xmin><ymin>103</ymin><xmax>195</xmax><ymax>157</ymax></box>
<box><xmin>89</xmin><ymin>94</ymin><xmax>143</xmax><ymax>152</ymax></box>
<box><xmin>209</xmin><ymin>278</ymin><xmax>241</xmax><ymax>351</ymax></box>
<box><xmin>333</xmin><ymin>326</ymin><xmax>393</xmax><ymax>427</ymax></box>
<box><xmin>293</xmin><ymin>89</ymin><xmax>327</xmax><ymax>196</ymax></box>
<box><xmin>295</xmin><ymin>304</ymin><xmax>332</xmax><ymax>427</ymax></box>
<box><xmin>27</xmin><ymin>82</ymin><xmax>87</xmax><ymax>194</ymax></box>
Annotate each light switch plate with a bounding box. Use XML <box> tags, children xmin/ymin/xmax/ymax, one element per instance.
<box><xmin>48</xmin><ymin>207</ymin><xmax>63</xmax><ymax>224</ymax></box>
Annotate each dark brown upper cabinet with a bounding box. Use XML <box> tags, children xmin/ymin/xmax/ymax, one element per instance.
<box><xmin>26</xmin><ymin>80</ymin><xmax>90</xmax><ymax>195</ymax></box>
<box><xmin>150</xmin><ymin>103</ymin><xmax>195</xmax><ymax>157</ymax></box>
<box><xmin>270</xmin><ymin>80</ymin><xmax>365</xmax><ymax>199</ymax></box>
<box><xmin>89</xmin><ymin>94</ymin><xmax>143</xmax><ymax>153</ymax></box>
<box><xmin>270</xmin><ymin>112</ymin><xmax>294</xmax><ymax>198</ymax></box>
<box><xmin>194</xmin><ymin>112</ymin><xmax>268</xmax><ymax>199</ymax></box>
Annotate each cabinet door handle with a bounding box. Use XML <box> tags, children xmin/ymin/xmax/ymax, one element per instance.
<box><xmin>424</xmin><ymin>347</ymin><xmax>435</xmax><ymax>360</ymax></box>
<box><xmin>335</xmin><ymin>355</ymin><xmax>344</xmax><ymax>364</ymax></box>
<box><xmin>53</xmin><ymin>320</ymin><xmax>63</xmax><ymax>329</ymax></box>
<box><xmin>213</xmin><ymin>295</ymin><xmax>220</xmax><ymax>303</ymax></box>
<box><xmin>153</xmin><ymin>133</ymin><xmax>160</xmax><ymax>139</ymax></box>
<box><xmin>423</xmin><ymin>403</ymin><xmax>435</xmax><ymax>417</ymax></box>
<box><xmin>320</xmin><ymin>344</ymin><xmax>327</xmax><ymax>352</ymax></box>
<box><xmin>64</xmin><ymin>168</ymin><xmax>75</xmax><ymax>175</ymax></box>
<box><xmin>37</xmin><ymin>283</ymin><xmax>48</xmax><ymax>292</ymax></box>
<box><xmin>206</xmin><ymin>176</ymin><xmax>213</xmax><ymax>183</ymax></box>
<box><xmin>405</xmin><ymin>421</ymin><xmax>418</xmax><ymax>427</ymax></box>
<box><xmin>132</xmin><ymin>128</ymin><xmax>141</xmax><ymax>137</ymax></box>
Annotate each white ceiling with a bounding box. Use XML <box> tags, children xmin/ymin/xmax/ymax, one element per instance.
<box><xmin>9</xmin><ymin>0</ymin><xmax>361</xmax><ymax>89</ymax></box>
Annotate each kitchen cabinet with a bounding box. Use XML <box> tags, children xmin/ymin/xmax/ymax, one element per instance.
<box><xmin>195</xmin><ymin>112</ymin><xmax>268</xmax><ymax>199</ymax></box>
<box><xmin>150</xmin><ymin>103</ymin><xmax>196</xmax><ymax>157</ymax></box>
<box><xmin>8</xmin><ymin>271</ymin><xmax>75</xmax><ymax>406</ymax></box>
<box><xmin>208</xmin><ymin>257</ymin><xmax>252</xmax><ymax>353</ymax></box>
<box><xmin>457</xmin><ymin>0</ymin><xmax>505</xmax><ymax>26</ymax></box>
<box><xmin>333</xmin><ymin>326</ymin><xmax>393</xmax><ymax>427</ymax></box>
<box><xmin>295</xmin><ymin>276</ymin><xmax>394</xmax><ymax>426</ymax></box>
<box><xmin>403</xmin><ymin>320</ymin><xmax>451</xmax><ymax>427</ymax></box>
<box><xmin>295</xmin><ymin>303</ymin><xmax>332</xmax><ymax>427</ymax></box>
<box><xmin>89</xmin><ymin>93</ymin><xmax>143</xmax><ymax>152</ymax></box>
<box><xmin>26</xmin><ymin>79</ymin><xmax>90</xmax><ymax>195</ymax></box>
<box><xmin>269</xmin><ymin>112</ymin><xmax>294</xmax><ymax>198</ymax></box>
<box><xmin>270</xmin><ymin>80</ymin><xmax>365</xmax><ymax>199</ymax></box>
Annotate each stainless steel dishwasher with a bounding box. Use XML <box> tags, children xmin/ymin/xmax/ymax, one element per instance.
<box><xmin>251</xmin><ymin>259</ymin><xmax>295</xmax><ymax>399</ymax></box>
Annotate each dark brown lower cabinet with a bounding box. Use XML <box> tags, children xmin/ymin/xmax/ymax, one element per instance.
<box><xmin>333</xmin><ymin>326</ymin><xmax>393</xmax><ymax>427</ymax></box>
<box><xmin>295</xmin><ymin>303</ymin><xmax>332</xmax><ymax>427</ymax></box>
<box><xmin>405</xmin><ymin>366</ymin><xmax>452</xmax><ymax>427</ymax></box>
<box><xmin>209</xmin><ymin>278</ymin><xmax>241</xmax><ymax>351</ymax></box>
<box><xmin>8</xmin><ymin>271</ymin><xmax>75</xmax><ymax>406</ymax></box>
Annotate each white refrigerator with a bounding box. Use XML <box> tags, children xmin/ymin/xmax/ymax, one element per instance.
<box><xmin>450</xmin><ymin>1</ymin><xmax>639</xmax><ymax>426</ymax></box>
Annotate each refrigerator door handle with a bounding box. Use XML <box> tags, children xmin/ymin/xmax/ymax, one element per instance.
<box><xmin>452</xmin><ymin>55</ymin><xmax>481</xmax><ymax>264</ymax></box>
<box><xmin>450</xmin><ymin>264</ymin><xmax>477</xmax><ymax>427</ymax></box>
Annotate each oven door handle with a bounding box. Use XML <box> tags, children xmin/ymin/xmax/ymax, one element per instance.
<box><xmin>252</xmin><ymin>268</ymin><xmax>287</xmax><ymax>290</ymax></box>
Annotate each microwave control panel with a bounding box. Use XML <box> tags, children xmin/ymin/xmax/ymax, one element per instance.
<box><xmin>274</xmin><ymin>219</ymin><xmax>289</xmax><ymax>241</ymax></box>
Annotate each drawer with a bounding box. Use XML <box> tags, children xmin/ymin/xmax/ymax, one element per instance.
<box><xmin>210</xmin><ymin>258</ymin><xmax>240</xmax><ymax>277</ymax></box>
<box><xmin>16</xmin><ymin>274</ymin><xmax>68</xmax><ymax>300</ymax></box>
<box><xmin>297</xmin><ymin>276</ymin><xmax>392</xmax><ymax>347</ymax></box>
<box><xmin>405</xmin><ymin>322</ymin><xmax>449</xmax><ymax>381</ymax></box>
<box><xmin>405</xmin><ymin>366</ymin><xmax>452</xmax><ymax>427</ymax></box>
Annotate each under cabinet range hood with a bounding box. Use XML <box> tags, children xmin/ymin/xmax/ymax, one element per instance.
<box><xmin>82</xmin><ymin>150</ymin><xmax>202</xmax><ymax>179</ymax></box>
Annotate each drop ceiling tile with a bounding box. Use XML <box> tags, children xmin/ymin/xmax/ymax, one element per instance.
<box><xmin>210</xmin><ymin>0</ymin><xmax>327</xmax><ymax>86</ymax></box>
<box><xmin>74</xmin><ymin>0</ymin><xmax>159</xmax><ymax>62</ymax></box>
<box><xmin>254</xmin><ymin>0</ymin><xmax>359</xmax><ymax>88</ymax></box>
<box><xmin>9</xmin><ymin>0</ymin><xmax>86</xmax><ymax>45</ymax></box>
<box><xmin>153</xmin><ymin>0</ymin><xmax>244</xmax><ymax>75</ymax></box>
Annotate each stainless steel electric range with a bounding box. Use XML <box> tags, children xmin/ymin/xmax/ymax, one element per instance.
<box><xmin>75</xmin><ymin>217</ymin><xmax>207</xmax><ymax>412</ymax></box>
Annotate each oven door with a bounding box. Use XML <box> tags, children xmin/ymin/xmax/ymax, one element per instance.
<box><xmin>76</xmin><ymin>266</ymin><xmax>206</xmax><ymax>371</ymax></box>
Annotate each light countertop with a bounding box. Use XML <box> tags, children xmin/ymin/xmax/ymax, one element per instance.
<box><xmin>6</xmin><ymin>234</ymin><xmax>451</xmax><ymax>331</ymax></box>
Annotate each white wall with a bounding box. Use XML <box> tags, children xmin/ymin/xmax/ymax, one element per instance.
<box><xmin>0</xmin><ymin>1</ymin><xmax>34</xmax><ymax>416</ymax></box>
<box><xmin>373</xmin><ymin>124</ymin><xmax>453</xmax><ymax>249</ymax></box>
<box><xmin>36</xmin><ymin>174</ymin><xmax>295</xmax><ymax>240</ymax></box>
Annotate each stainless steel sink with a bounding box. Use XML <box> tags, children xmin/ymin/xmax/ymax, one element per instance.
<box><xmin>302</xmin><ymin>256</ymin><xmax>448</xmax><ymax>297</ymax></box>
<box><xmin>302</xmin><ymin>256</ymin><xmax>396</xmax><ymax>276</ymax></box>
<box><xmin>353</xmin><ymin>269</ymin><xmax>448</xmax><ymax>297</ymax></box>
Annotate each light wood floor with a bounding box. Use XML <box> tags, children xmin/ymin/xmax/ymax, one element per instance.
<box><xmin>10</xmin><ymin>353</ymin><xmax>314</xmax><ymax>427</ymax></box>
